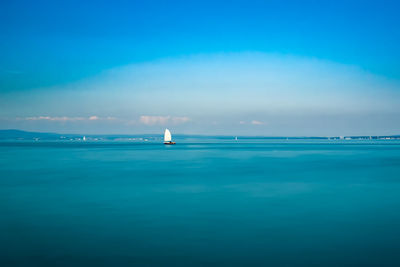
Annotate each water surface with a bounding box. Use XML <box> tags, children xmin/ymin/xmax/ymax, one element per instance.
<box><xmin>1</xmin><ymin>140</ymin><xmax>400</xmax><ymax>266</ymax></box>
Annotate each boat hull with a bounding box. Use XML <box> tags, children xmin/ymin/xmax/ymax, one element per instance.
<box><xmin>164</xmin><ymin>142</ymin><xmax>176</xmax><ymax>145</ymax></box>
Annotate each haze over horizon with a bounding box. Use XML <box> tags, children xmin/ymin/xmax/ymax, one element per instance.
<box><xmin>1</xmin><ymin>0</ymin><xmax>400</xmax><ymax>136</ymax></box>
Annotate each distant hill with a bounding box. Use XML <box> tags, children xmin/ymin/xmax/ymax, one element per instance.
<box><xmin>0</xmin><ymin>129</ymin><xmax>160</xmax><ymax>141</ymax></box>
<box><xmin>0</xmin><ymin>129</ymin><xmax>62</xmax><ymax>140</ymax></box>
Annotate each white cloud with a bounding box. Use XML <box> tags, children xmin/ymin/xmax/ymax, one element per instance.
<box><xmin>238</xmin><ymin>120</ymin><xmax>265</xmax><ymax>125</ymax></box>
<box><xmin>19</xmin><ymin>116</ymin><xmax>116</xmax><ymax>122</ymax></box>
<box><xmin>139</xmin><ymin>115</ymin><xmax>190</xmax><ymax>126</ymax></box>
<box><xmin>251</xmin><ymin>120</ymin><xmax>264</xmax><ymax>125</ymax></box>
<box><xmin>3</xmin><ymin>52</ymin><xmax>400</xmax><ymax>135</ymax></box>
<box><xmin>139</xmin><ymin>115</ymin><xmax>170</xmax><ymax>125</ymax></box>
<box><xmin>89</xmin><ymin>116</ymin><xmax>99</xmax><ymax>120</ymax></box>
<box><xmin>24</xmin><ymin>116</ymin><xmax>85</xmax><ymax>121</ymax></box>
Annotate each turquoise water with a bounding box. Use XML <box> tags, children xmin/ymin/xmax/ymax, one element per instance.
<box><xmin>1</xmin><ymin>140</ymin><xmax>400</xmax><ymax>266</ymax></box>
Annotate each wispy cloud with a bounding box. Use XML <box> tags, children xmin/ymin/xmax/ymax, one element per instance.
<box><xmin>15</xmin><ymin>115</ymin><xmax>187</xmax><ymax>127</ymax></box>
<box><xmin>171</xmin><ymin>116</ymin><xmax>190</xmax><ymax>124</ymax></box>
<box><xmin>89</xmin><ymin>116</ymin><xmax>99</xmax><ymax>120</ymax></box>
<box><xmin>3</xmin><ymin>53</ymin><xmax>400</xmax><ymax>135</ymax></box>
<box><xmin>139</xmin><ymin>116</ymin><xmax>169</xmax><ymax>125</ymax></box>
<box><xmin>139</xmin><ymin>115</ymin><xmax>190</xmax><ymax>126</ymax></box>
<box><xmin>23</xmin><ymin>116</ymin><xmax>85</xmax><ymax>121</ymax></box>
<box><xmin>251</xmin><ymin>120</ymin><xmax>264</xmax><ymax>125</ymax></box>
<box><xmin>18</xmin><ymin>116</ymin><xmax>116</xmax><ymax>122</ymax></box>
<box><xmin>239</xmin><ymin>120</ymin><xmax>265</xmax><ymax>125</ymax></box>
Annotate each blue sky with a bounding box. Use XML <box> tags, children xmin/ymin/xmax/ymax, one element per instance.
<box><xmin>1</xmin><ymin>0</ymin><xmax>400</xmax><ymax>135</ymax></box>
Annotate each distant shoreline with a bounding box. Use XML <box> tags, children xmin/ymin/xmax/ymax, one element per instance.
<box><xmin>1</xmin><ymin>129</ymin><xmax>399</xmax><ymax>141</ymax></box>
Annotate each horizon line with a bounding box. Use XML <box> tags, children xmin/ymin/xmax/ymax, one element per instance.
<box><xmin>1</xmin><ymin>129</ymin><xmax>400</xmax><ymax>138</ymax></box>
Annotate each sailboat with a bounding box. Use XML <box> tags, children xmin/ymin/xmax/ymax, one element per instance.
<box><xmin>164</xmin><ymin>129</ymin><xmax>176</xmax><ymax>145</ymax></box>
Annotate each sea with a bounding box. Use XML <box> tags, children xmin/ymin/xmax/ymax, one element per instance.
<box><xmin>1</xmin><ymin>139</ymin><xmax>400</xmax><ymax>266</ymax></box>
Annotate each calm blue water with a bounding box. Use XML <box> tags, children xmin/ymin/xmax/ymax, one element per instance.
<box><xmin>1</xmin><ymin>140</ymin><xmax>400</xmax><ymax>266</ymax></box>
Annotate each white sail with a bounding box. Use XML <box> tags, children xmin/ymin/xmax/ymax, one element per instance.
<box><xmin>164</xmin><ymin>129</ymin><xmax>172</xmax><ymax>142</ymax></box>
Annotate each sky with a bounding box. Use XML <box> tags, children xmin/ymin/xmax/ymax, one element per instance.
<box><xmin>1</xmin><ymin>0</ymin><xmax>400</xmax><ymax>136</ymax></box>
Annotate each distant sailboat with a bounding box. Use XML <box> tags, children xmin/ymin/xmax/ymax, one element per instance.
<box><xmin>164</xmin><ymin>129</ymin><xmax>176</xmax><ymax>145</ymax></box>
